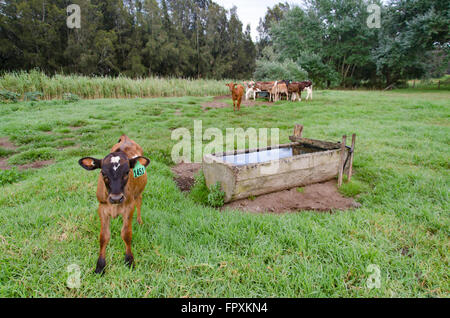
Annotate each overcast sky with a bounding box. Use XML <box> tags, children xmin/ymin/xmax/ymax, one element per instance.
<box><xmin>213</xmin><ymin>0</ymin><xmax>301</xmax><ymax>41</ymax></box>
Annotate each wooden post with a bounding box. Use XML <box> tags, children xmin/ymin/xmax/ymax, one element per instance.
<box><xmin>294</xmin><ymin>124</ymin><xmax>303</xmax><ymax>138</ymax></box>
<box><xmin>338</xmin><ymin>135</ymin><xmax>347</xmax><ymax>188</ymax></box>
<box><xmin>348</xmin><ymin>134</ymin><xmax>356</xmax><ymax>182</ymax></box>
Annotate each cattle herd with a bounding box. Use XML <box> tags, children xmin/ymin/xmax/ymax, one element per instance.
<box><xmin>226</xmin><ymin>80</ymin><xmax>313</xmax><ymax>112</ymax></box>
<box><xmin>247</xmin><ymin>80</ymin><xmax>313</xmax><ymax>102</ymax></box>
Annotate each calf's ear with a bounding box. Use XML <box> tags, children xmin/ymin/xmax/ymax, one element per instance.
<box><xmin>79</xmin><ymin>157</ymin><xmax>102</xmax><ymax>171</ymax></box>
<box><xmin>129</xmin><ymin>156</ymin><xmax>151</xmax><ymax>169</ymax></box>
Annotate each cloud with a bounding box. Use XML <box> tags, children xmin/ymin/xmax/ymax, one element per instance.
<box><xmin>213</xmin><ymin>0</ymin><xmax>297</xmax><ymax>41</ymax></box>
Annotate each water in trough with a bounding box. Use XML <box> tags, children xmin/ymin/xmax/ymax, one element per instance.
<box><xmin>221</xmin><ymin>145</ymin><xmax>323</xmax><ymax>166</ymax></box>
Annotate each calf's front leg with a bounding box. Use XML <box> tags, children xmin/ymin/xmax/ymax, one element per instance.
<box><xmin>96</xmin><ymin>207</ymin><xmax>111</xmax><ymax>274</ymax></box>
<box><xmin>136</xmin><ymin>195</ymin><xmax>143</xmax><ymax>225</ymax></box>
<box><xmin>122</xmin><ymin>208</ymin><xmax>135</xmax><ymax>268</ymax></box>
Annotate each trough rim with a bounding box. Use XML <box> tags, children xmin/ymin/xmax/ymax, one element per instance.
<box><xmin>202</xmin><ymin>139</ymin><xmax>342</xmax><ymax>170</ymax></box>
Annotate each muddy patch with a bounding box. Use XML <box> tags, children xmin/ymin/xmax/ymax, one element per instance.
<box><xmin>171</xmin><ymin>162</ymin><xmax>202</xmax><ymax>192</ymax></box>
<box><xmin>0</xmin><ymin>158</ymin><xmax>10</xmax><ymax>170</ymax></box>
<box><xmin>172</xmin><ymin>163</ymin><xmax>360</xmax><ymax>213</ymax></box>
<box><xmin>0</xmin><ymin>137</ymin><xmax>55</xmax><ymax>171</ymax></box>
<box><xmin>0</xmin><ymin>137</ymin><xmax>18</xmax><ymax>150</ymax></box>
<box><xmin>0</xmin><ymin>158</ymin><xmax>55</xmax><ymax>171</ymax></box>
<box><xmin>18</xmin><ymin>160</ymin><xmax>55</xmax><ymax>170</ymax></box>
<box><xmin>224</xmin><ymin>181</ymin><xmax>360</xmax><ymax>213</ymax></box>
<box><xmin>202</xmin><ymin>95</ymin><xmax>273</xmax><ymax>111</ymax></box>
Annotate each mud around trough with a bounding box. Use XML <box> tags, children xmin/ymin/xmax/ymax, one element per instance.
<box><xmin>172</xmin><ymin>163</ymin><xmax>202</xmax><ymax>192</ymax></box>
<box><xmin>202</xmin><ymin>95</ymin><xmax>273</xmax><ymax>111</ymax></box>
<box><xmin>171</xmin><ymin>163</ymin><xmax>360</xmax><ymax>213</ymax></box>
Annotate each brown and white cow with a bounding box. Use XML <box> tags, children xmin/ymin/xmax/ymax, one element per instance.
<box><xmin>79</xmin><ymin>135</ymin><xmax>150</xmax><ymax>274</ymax></box>
<box><xmin>288</xmin><ymin>81</ymin><xmax>313</xmax><ymax>101</ymax></box>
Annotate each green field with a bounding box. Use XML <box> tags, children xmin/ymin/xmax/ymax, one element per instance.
<box><xmin>0</xmin><ymin>89</ymin><xmax>449</xmax><ymax>297</ymax></box>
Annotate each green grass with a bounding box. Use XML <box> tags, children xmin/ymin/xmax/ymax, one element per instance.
<box><xmin>0</xmin><ymin>89</ymin><xmax>449</xmax><ymax>297</ymax></box>
<box><xmin>0</xmin><ymin>70</ymin><xmax>230</xmax><ymax>100</ymax></box>
<box><xmin>406</xmin><ymin>75</ymin><xmax>450</xmax><ymax>90</ymax></box>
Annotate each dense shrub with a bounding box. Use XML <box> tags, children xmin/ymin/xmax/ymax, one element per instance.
<box><xmin>0</xmin><ymin>168</ymin><xmax>23</xmax><ymax>186</ymax></box>
<box><xmin>189</xmin><ymin>171</ymin><xmax>225</xmax><ymax>208</ymax></box>
<box><xmin>207</xmin><ymin>182</ymin><xmax>225</xmax><ymax>208</ymax></box>
<box><xmin>63</xmin><ymin>93</ymin><xmax>80</xmax><ymax>102</ymax></box>
<box><xmin>253</xmin><ymin>47</ymin><xmax>308</xmax><ymax>81</ymax></box>
<box><xmin>0</xmin><ymin>90</ymin><xmax>20</xmax><ymax>103</ymax></box>
<box><xmin>254</xmin><ymin>59</ymin><xmax>308</xmax><ymax>81</ymax></box>
<box><xmin>24</xmin><ymin>91</ymin><xmax>43</xmax><ymax>101</ymax></box>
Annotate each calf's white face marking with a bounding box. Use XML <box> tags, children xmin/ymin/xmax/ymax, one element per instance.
<box><xmin>111</xmin><ymin>156</ymin><xmax>121</xmax><ymax>172</ymax></box>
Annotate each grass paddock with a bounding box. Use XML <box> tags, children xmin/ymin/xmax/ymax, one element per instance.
<box><xmin>0</xmin><ymin>89</ymin><xmax>448</xmax><ymax>297</ymax></box>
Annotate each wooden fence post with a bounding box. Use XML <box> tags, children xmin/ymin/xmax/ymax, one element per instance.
<box><xmin>348</xmin><ymin>134</ymin><xmax>356</xmax><ymax>182</ymax></box>
<box><xmin>294</xmin><ymin>124</ymin><xmax>303</xmax><ymax>138</ymax></box>
<box><xmin>338</xmin><ymin>135</ymin><xmax>347</xmax><ymax>188</ymax></box>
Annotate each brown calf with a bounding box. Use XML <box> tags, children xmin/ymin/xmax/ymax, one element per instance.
<box><xmin>79</xmin><ymin>135</ymin><xmax>150</xmax><ymax>274</ymax></box>
<box><xmin>226</xmin><ymin>83</ymin><xmax>245</xmax><ymax>111</ymax></box>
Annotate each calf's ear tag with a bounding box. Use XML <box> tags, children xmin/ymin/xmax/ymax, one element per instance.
<box><xmin>133</xmin><ymin>161</ymin><xmax>146</xmax><ymax>178</ymax></box>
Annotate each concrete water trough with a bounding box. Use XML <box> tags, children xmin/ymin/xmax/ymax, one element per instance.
<box><xmin>202</xmin><ymin>125</ymin><xmax>356</xmax><ymax>203</ymax></box>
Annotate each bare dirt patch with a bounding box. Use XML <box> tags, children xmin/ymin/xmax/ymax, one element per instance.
<box><xmin>0</xmin><ymin>137</ymin><xmax>18</xmax><ymax>150</ymax></box>
<box><xmin>171</xmin><ymin>162</ymin><xmax>202</xmax><ymax>192</ymax></box>
<box><xmin>0</xmin><ymin>137</ymin><xmax>55</xmax><ymax>171</ymax></box>
<box><xmin>202</xmin><ymin>95</ymin><xmax>273</xmax><ymax>111</ymax></box>
<box><xmin>18</xmin><ymin>160</ymin><xmax>55</xmax><ymax>170</ymax></box>
<box><xmin>0</xmin><ymin>158</ymin><xmax>10</xmax><ymax>170</ymax></box>
<box><xmin>224</xmin><ymin>181</ymin><xmax>360</xmax><ymax>213</ymax></box>
<box><xmin>171</xmin><ymin>162</ymin><xmax>360</xmax><ymax>213</ymax></box>
<box><xmin>0</xmin><ymin>158</ymin><xmax>55</xmax><ymax>171</ymax></box>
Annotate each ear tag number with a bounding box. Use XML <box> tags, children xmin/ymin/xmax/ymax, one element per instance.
<box><xmin>133</xmin><ymin>162</ymin><xmax>146</xmax><ymax>178</ymax></box>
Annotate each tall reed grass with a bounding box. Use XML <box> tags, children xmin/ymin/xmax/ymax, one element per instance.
<box><xmin>0</xmin><ymin>70</ymin><xmax>231</xmax><ymax>100</ymax></box>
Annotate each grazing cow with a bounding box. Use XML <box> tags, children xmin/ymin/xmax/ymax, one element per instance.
<box><xmin>255</xmin><ymin>81</ymin><xmax>276</xmax><ymax>92</ymax></box>
<box><xmin>226</xmin><ymin>83</ymin><xmax>245</xmax><ymax>111</ymax></box>
<box><xmin>268</xmin><ymin>81</ymin><xmax>278</xmax><ymax>102</ymax></box>
<box><xmin>244</xmin><ymin>81</ymin><xmax>261</xmax><ymax>101</ymax></box>
<box><xmin>276</xmin><ymin>81</ymin><xmax>289</xmax><ymax>101</ymax></box>
<box><xmin>268</xmin><ymin>81</ymin><xmax>289</xmax><ymax>102</ymax></box>
<box><xmin>78</xmin><ymin>135</ymin><xmax>150</xmax><ymax>274</ymax></box>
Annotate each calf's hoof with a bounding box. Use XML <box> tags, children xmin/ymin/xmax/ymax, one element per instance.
<box><xmin>95</xmin><ymin>257</ymin><xmax>106</xmax><ymax>274</ymax></box>
<box><xmin>125</xmin><ymin>254</ymin><xmax>135</xmax><ymax>268</ymax></box>
<box><xmin>137</xmin><ymin>217</ymin><xmax>143</xmax><ymax>225</ymax></box>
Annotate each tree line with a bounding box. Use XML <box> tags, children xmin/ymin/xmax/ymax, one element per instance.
<box><xmin>0</xmin><ymin>0</ymin><xmax>256</xmax><ymax>79</ymax></box>
<box><xmin>255</xmin><ymin>0</ymin><xmax>449</xmax><ymax>88</ymax></box>
<box><xmin>0</xmin><ymin>0</ymin><xmax>448</xmax><ymax>88</ymax></box>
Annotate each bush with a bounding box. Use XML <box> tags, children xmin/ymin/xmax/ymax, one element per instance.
<box><xmin>0</xmin><ymin>168</ymin><xmax>23</xmax><ymax>186</ymax></box>
<box><xmin>254</xmin><ymin>59</ymin><xmax>308</xmax><ymax>81</ymax></box>
<box><xmin>189</xmin><ymin>171</ymin><xmax>225</xmax><ymax>208</ymax></box>
<box><xmin>297</xmin><ymin>51</ymin><xmax>340</xmax><ymax>88</ymax></box>
<box><xmin>24</xmin><ymin>91</ymin><xmax>43</xmax><ymax>101</ymax></box>
<box><xmin>207</xmin><ymin>182</ymin><xmax>225</xmax><ymax>208</ymax></box>
<box><xmin>0</xmin><ymin>90</ymin><xmax>21</xmax><ymax>103</ymax></box>
<box><xmin>63</xmin><ymin>93</ymin><xmax>80</xmax><ymax>102</ymax></box>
